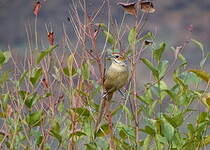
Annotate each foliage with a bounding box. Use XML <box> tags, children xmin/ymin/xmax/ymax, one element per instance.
<box><xmin>0</xmin><ymin>1</ymin><xmax>209</xmax><ymax>150</ymax></box>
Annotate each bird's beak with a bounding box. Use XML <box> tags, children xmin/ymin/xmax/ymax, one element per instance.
<box><xmin>106</xmin><ymin>55</ymin><xmax>113</xmax><ymax>60</ymax></box>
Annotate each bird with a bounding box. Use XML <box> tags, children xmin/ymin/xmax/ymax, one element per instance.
<box><xmin>95</xmin><ymin>53</ymin><xmax>129</xmax><ymax>135</ymax></box>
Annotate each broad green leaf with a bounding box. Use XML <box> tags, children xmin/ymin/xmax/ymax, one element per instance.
<box><xmin>31</xmin><ymin>129</ymin><xmax>43</xmax><ymax>147</ymax></box>
<box><xmin>71</xmin><ymin>107</ymin><xmax>90</xmax><ymax>117</ymax></box>
<box><xmin>49</xmin><ymin>121</ymin><xmax>62</xmax><ymax>143</ymax></box>
<box><xmin>30</xmin><ymin>68</ymin><xmax>42</xmax><ymax>86</ymax></box>
<box><xmin>84</xmin><ymin>119</ymin><xmax>92</xmax><ymax>136</ymax></box>
<box><xmin>103</xmin><ymin>31</ymin><xmax>116</xmax><ymax>46</ymax></box>
<box><xmin>81</xmin><ymin>63</ymin><xmax>90</xmax><ymax>80</ymax></box>
<box><xmin>36</xmin><ymin>135</ymin><xmax>43</xmax><ymax>147</ymax></box>
<box><xmin>163</xmin><ymin>114</ymin><xmax>183</xmax><ymax>128</ymax></box>
<box><xmin>138</xmin><ymin>32</ymin><xmax>153</xmax><ymax>42</ymax></box>
<box><xmin>154</xmin><ymin>134</ymin><xmax>166</xmax><ymax>149</ymax></box>
<box><xmin>67</xmin><ymin>54</ymin><xmax>74</xmax><ymax>79</ymax></box>
<box><xmin>158</xmin><ymin>60</ymin><xmax>169</xmax><ymax>78</ymax></box>
<box><xmin>153</xmin><ymin>81</ymin><xmax>168</xmax><ymax>100</ymax></box>
<box><xmin>36</xmin><ymin>45</ymin><xmax>58</xmax><ymax>64</ymax></box>
<box><xmin>0</xmin><ymin>71</ymin><xmax>9</xmax><ymax>85</ymax></box>
<box><xmin>117</xmin><ymin>123</ymin><xmax>135</xmax><ymax>139</ymax></box>
<box><xmin>140</xmin><ymin>125</ymin><xmax>155</xmax><ymax>135</ymax></box>
<box><xmin>26</xmin><ymin>111</ymin><xmax>43</xmax><ymax>127</ymax></box>
<box><xmin>179</xmin><ymin>72</ymin><xmax>200</xmax><ymax>85</ymax></box>
<box><xmin>136</xmin><ymin>95</ymin><xmax>153</xmax><ymax>105</ymax></box>
<box><xmin>85</xmin><ymin>142</ymin><xmax>97</xmax><ymax>150</ymax></box>
<box><xmin>0</xmin><ymin>51</ymin><xmax>5</xmax><ymax>65</ymax></box>
<box><xmin>2</xmin><ymin>92</ymin><xmax>10</xmax><ymax>111</ymax></box>
<box><xmin>197</xmin><ymin>112</ymin><xmax>208</xmax><ymax>124</ymax></box>
<box><xmin>69</xmin><ymin>131</ymin><xmax>86</xmax><ymax>138</ymax></box>
<box><xmin>143</xmin><ymin>135</ymin><xmax>152</xmax><ymax>150</ymax></box>
<box><xmin>0</xmin><ymin>51</ymin><xmax>11</xmax><ymax>68</ymax></box>
<box><xmin>149</xmin><ymin>101</ymin><xmax>157</xmax><ymax>116</ymax></box>
<box><xmin>95</xmin><ymin>123</ymin><xmax>111</xmax><ymax>137</ymax></box>
<box><xmin>63</xmin><ymin>67</ymin><xmax>77</xmax><ymax>77</ymax></box>
<box><xmin>161</xmin><ymin>119</ymin><xmax>174</xmax><ymax>141</ymax></box>
<box><xmin>189</xmin><ymin>69</ymin><xmax>210</xmax><ymax>83</ymax></box>
<box><xmin>24</xmin><ymin>92</ymin><xmax>40</xmax><ymax>109</ymax></box>
<box><xmin>153</xmin><ymin>43</ymin><xmax>166</xmax><ymax>62</ymax></box>
<box><xmin>174</xmin><ymin>77</ymin><xmax>188</xmax><ymax>91</ymax></box>
<box><xmin>128</xmin><ymin>27</ymin><xmax>137</xmax><ymax>45</ymax></box>
<box><xmin>141</xmin><ymin>58</ymin><xmax>159</xmax><ymax>79</ymax></box>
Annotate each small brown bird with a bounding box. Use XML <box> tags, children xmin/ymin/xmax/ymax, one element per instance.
<box><xmin>95</xmin><ymin>53</ymin><xmax>129</xmax><ymax>133</ymax></box>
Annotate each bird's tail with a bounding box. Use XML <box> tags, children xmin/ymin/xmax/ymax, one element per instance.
<box><xmin>94</xmin><ymin>92</ymin><xmax>113</xmax><ymax>136</ymax></box>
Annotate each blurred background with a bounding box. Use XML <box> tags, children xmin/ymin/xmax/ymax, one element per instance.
<box><xmin>0</xmin><ymin>0</ymin><xmax>210</xmax><ymax>68</ymax></box>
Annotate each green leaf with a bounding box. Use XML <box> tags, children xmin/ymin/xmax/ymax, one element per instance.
<box><xmin>103</xmin><ymin>31</ymin><xmax>116</xmax><ymax>46</ymax></box>
<box><xmin>81</xmin><ymin>63</ymin><xmax>90</xmax><ymax>80</ymax></box>
<box><xmin>2</xmin><ymin>92</ymin><xmax>10</xmax><ymax>111</ymax></box>
<box><xmin>136</xmin><ymin>95</ymin><xmax>153</xmax><ymax>105</ymax></box>
<box><xmin>158</xmin><ymin>60</ymin><xmax>169</xmax><ymax>78</ymax></box>
<box><xmin>95</xmin><ymin>124</ymin><xmax>111</xmax><ymax>137</ymax></box>
<box><xmin>201</xmin><ymin>93</ymin><xmax>210</xmax><ymax>110</ymax></box>
<box><xmin>117</xmin><ymin>122</ymin><xmax>135</xmax><ymax>139</ymax></box>
<box><xmin>0</xmin><ymin>51</ymin><xmax>11</xmax><ymax>68</ymax></box>
<box><xmin>71</xmin><ymin>107</ymin><xmax>90</xmax><ymax>117</ymax></box>
<box><xmin>203</xmin><ymin>135</ymin><xmax>210</xmax><ymax>146</ymax></box>
<box><xmin>163</xmin><ymin>114</ymin><xmax>183</xmax><ymax>128</ymax></box>
<box><xmin>174</xmin><ymin>77</ymin><xmax>188</xmax><ymax>91</ymax></box>
<box><xmin>197</xmin><ymin>112</ymin><xmax>208</xmax><ymax>124</ymax></box>
<box><xmin>141</xmin><ymin>58</ymin><xmax>159</xmax><ymax>79</ymax></box>
<box><xmin>85</xmin><ymin>142</ymin><xmax>97</xmax><ymax>150</ymax></box>
<box><xmin>153</xmin><ymin>43</ymin><xmax>166</xmax><ymax>62</ymax></box>
<box><xmin>26</xmin><ymin>111</ymin><xmax>43</xmax><ymax>127</ymax></box>
<box><xmin>153</xmin><ymin>81</ymin><xmax>168</xmax><ymax>100</ymax></box>
<box><xmin>161</xmin><ymin>119</ymin><xmax>175</xmax><ymax>141</ymax></box>
<box><xmin>31</xmin><ymin>130</ymin><xmax>43</xmax><ymax>147</ymax></box>
<box><xmin>69</xmin><ymin>131</ymin><xmax>86</xmax><ymax>138</ymax></box>
<box><xmin>0</xmin><ymin>51</ymin><xmax>6</xmax><ymax>65</ymax></box>
<box><xmin>30</xmin><ymin>68</ymin><xmax>42</xmax><ymax>86</ymax></box>
<box><xmin>67</xmin><ymin>54</ymin><xmax>75</xmax><ymax>79</ymax></box>
<box><xmin>128</xmin><ymin>27</ymin><xmax>137</xmax><ymax>45</ymax></box>
<box><xmin>49</xmin><ymin>121</ymin><xmax>62</xmax><ymax>143</ymax></box>
<box><xmin>63</xmin><ymin>67</ymin><xmax>77</xmax><ymax>77</ymax></box>
<box><xmin>36</xmin><ymin>45</ymin><xmax>58</xmax><ymax>64</ymax></box>
<box><xmin>24</xmin><ymin>92</ymin><xmax>40</xmax><ymax>109</ymax></box>
<box><xmin>189</xmin><ymin>69</ymin><xmax>210</xmax><ymax>83</ymax></box>
<box><xmin>140</xmin><ymin>125</ymin><xmax>155</xmax><ymax>135</ymax></box>
<box><xmin>138</xmin><ymin>32</ymin><xmax>153</xmax><ymax>42</ymax></box>
<box><xmin>0</xmin><ymin>71</ymin><xmax>9</xmax><ymax>85</ymax></box>
<box><xmin>36</xmin><ymin>135</ymin><xmax>43</xmax><ymax>147</ymax></box>
<box><xmin>191</xmin><ymin>38</ymin><xmax>204</xmax><ymax>56</ymax></box>
<box><xmin>143</xmin><ymin>135</ymin><xmax>152</xmax><ymax>150</ymax></box>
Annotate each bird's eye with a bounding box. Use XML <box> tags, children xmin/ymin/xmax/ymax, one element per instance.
<box><xmin>115</xmin><ymin>55</ymin><xmax>119</xmax><ymax>58</ymax></box>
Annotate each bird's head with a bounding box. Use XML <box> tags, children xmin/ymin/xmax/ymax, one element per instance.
<box><xmin>109</xmin><ymin>53</ymin><xmax>127</xmax><ymax>66</ymax></box>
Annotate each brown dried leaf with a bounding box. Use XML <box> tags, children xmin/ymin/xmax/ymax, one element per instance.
<box><xmin>33</xmin><ymin>1</ymin><xmax>41</xmax><ymax>16</ymax></box>
<box><xmin>118</xmin><ymin>2</ymin><xmax>137</xmax><ymax>16</ymax></box>
<box><xmin>48</xmin><ymin>32</ymin><xmax>55</xmax><ymax>46</ymax></box>
<box><xmin>139</xmin><ymin>1</ymin><xmax>155</xmax><ymax>13</ymax></box>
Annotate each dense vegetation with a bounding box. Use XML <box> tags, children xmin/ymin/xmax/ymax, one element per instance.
<box><xmin>0</xmin><ymin>1</ymin><xmax>209</xmax><ymax>150</ymax></box>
